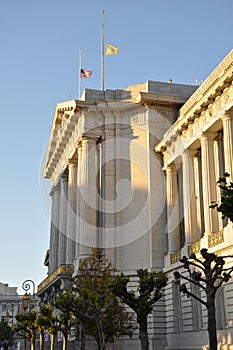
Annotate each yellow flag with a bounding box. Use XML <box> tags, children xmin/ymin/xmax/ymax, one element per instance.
<box><xmin>106</xmin><ymin>44</ymin><xmax>119</xmax><ymax>55</ymax></box>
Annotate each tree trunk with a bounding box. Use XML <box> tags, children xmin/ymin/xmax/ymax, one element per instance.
<box><xmin>207</xmin><ymin>293</ymin><xmax>217</xmax><ymax>350</ymax></box>
<box><xmin>30</xmin><ymin>334</ymin><xmax>35</xmax><ymax>350</ymax></box>
<box><xmin>138</xmin><ymin>316</ymin><xmax>149</xmax><ymax>350</ymax></box>
<box><xmin>50</xmin><ymin>334</ymin><xmax>57</xmax><ymax>350</ymax></box>
<box><xmin>96</xmin><ymin>319</ymin><xmax>105</xmax><ymax>350</ymax></box>
<box><xmin>62</xmin><ymin>333</ymin><xmax>68</xmax><ymax>350</ymax></box>
<box><xmin>80</xmin><ymin>323</ymin><xmax>86</xmax><ymax>350</ymax></box>
<box><xmin>24</xmin><ymin>336</ymin><xmax>27</xmax><ymax>350</ymax></box>
<box><xmin>39</xmin><ymin>331</ymin><xmax>44</xmax><ymax>350</ymax></box>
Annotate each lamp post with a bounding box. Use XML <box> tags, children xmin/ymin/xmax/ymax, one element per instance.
<box><xmin>3</xmin><ymin>303</ymin><xmax>14</xmax><ymax>324</ymax></box>
<box><xmin>22</xmin><ymin>280</ymin><xmax>35</xmax><ymax>312</ymax></box>
<box><xmin>2</xmin><ymin>303</ymin><xmax>14</xmax><ymax>347</ymax></box>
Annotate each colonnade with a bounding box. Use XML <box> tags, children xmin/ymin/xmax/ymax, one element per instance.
<box><xmin>165</xmin><ymin>111</ymin><xmax>233</xmax><ymax>254</ymax></box>
<box><xmin>48</xmin><ymin>136</ymin><xmax>100</xmax><ymax>274</ymax></box>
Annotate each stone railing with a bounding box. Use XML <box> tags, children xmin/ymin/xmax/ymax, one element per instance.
<box><xmin>37</xmin><ymin>264</ymin><xmax>73</xmax><ymax>293</ymax></box>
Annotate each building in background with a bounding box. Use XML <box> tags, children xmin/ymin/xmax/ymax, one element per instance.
<box><xmin>38</xmin><ymin>49</ymin><xmax>233</xmax><ymax>349</ymax></box>
<box><xmin>0</xmin><ymin>282</ymin><xmax>40</xmax><ymax>349</ymax></box>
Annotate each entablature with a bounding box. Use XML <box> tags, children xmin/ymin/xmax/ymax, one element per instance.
<box><xmin>135</xmin><ymin>91</ymin><xmax>190</xmax><ymax>107</ymax></box>
<box><xmin>156</xmin><ymin>50</ymin><xmax>233</xmax><ymax>163</ymax></box>
<box><xmin>43</xmin><ymin>100</ymin><xmax>96</xmax><ymax>179</ymax></box>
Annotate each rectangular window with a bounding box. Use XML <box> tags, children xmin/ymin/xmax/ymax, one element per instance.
<box><xmin>172</xmin><ymin>281</ymin><xmax>183</xmax><ymax>333</ymax></box>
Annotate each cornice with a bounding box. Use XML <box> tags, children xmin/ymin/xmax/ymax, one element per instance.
<box><xmin>43</xmin><ymin>100</ymin><xmax>96</xmax><ymax>179</ymax></box>
<box><xmin>135</xmin><ymin>92</ymin><xmax>189</xmax><ymax>107</ymax></box>
<box><xmin>156</xmin><ymin>49</ymin><xmax>233</xmax><ymax>153</ymax></box>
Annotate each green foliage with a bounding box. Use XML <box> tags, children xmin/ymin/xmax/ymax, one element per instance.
<box><xmin>210</xmin><ymin>173</ymin><xmax>233</xmax><ymax>222</ymax></box>
<box><xmin>35</xmin><ymin>305</ymin><xmax>59</xmax><ymax>350</ymax></box>
<box><xmin>13</xmin><ymin>311</ymin><xmax>38</xmax><ymax>339</ymax></box>
<box><xmin>110</xmin><ymin>269</ymin><xmax>168</xmax><ymax>317</ymax></box>
<box><xmin>53</xmin><ymin>291</ymin><xmax>76</xmax><ymax>335</ymax></box>
<box><xmin>37</xmin><ymin>305</ymin><xmax>59</xmax><ymax>336</ymax></box>
<box><xmin>0</xmin><ymin>320</ymin><xmax>12</xmax><ymax>342</ymax></box>
<box><xmin>72</xmin><ymin>248</ymin><xmax>135</xmax><ymax>347</ymax></box>
<box><xmin>110</xmin><ymin>269</ymin><xmax>168</xmax><ymax>350</ymax></box>
<box><xmin>174</xmin><ymin>249</ymin><xmax>233</xmax><ymax>350</ymax></box>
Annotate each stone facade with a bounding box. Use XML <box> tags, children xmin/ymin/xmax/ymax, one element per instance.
<box><xmin>39</xmin><ymin>49</ymin><xmax>233</xmax><ymax>349</ymax></box>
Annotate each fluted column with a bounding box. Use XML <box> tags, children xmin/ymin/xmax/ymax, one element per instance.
<box><xmin>58</xmin><ymin>173</ymin><xmax>68</xmax><ymax>265</ymax></box>
<box><xmin>222</xmin><ymin>111</ymin><xmax>233</xmax><ymax>182</ymax></box>
<box><xmin>200</xmin><ymin>132</ymin><xmax>219</xmax><ymax>234</ymax></box>
<box><xmin>74</xmin><ymin>144</ymin><xmax>82</xmax><ymax>261</ymax></box>
<box><xmin>193</xmin><ymin>154</ymin><xmax>204</xmax><ymax>239</ymax></box>
<box><xmin>79</xmin><ymin>136</ymin><xmax>97</xmax><ymax>259</ymax></box>
<box><xmin>166</xmin><ymin>164</ymin><xmax>180</xmax><ymax>252</ymax></box>
<box><xmin>66</xmin><ymin>158</ymin><xmax>78</xmax><ymax>264</ymax></box>
<box><xmin>49</xmin><ymin>184</ymin><xmax>60</xmax><ymax>273</ymax></box>
<box><xmin>182</xmin><ymin>150</ymin><xmax>198</xmax><ymax>244</ymax></box>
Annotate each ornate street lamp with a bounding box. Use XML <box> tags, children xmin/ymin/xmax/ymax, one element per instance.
<box><xmin>3</xmin><ymin>303</ymin><xmax>14</xmax><ymax>324</ymax></box>
<box><xmin>22</xmin><ymin>280</ymin><xmax>35</xmax><ymax>312</ymax></box>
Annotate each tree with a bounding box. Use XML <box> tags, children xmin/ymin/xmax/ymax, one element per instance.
<box><xmin>110</xmin><ymin>269</ymin><xmax>168</xmax><ymax>350</ymax></box>
<box><xmin>41</xmin><ymin>305</ymin><xmax>59</xmax><ymax>350</ymax></box>
<box><xmin>210</xmin><ymin>173</ymin><xmax>233</xmax><ymax>222</ymax></box>
<box><xmin>174</xmin><ymin>248</ymin><xmax>233</xmax><ymax>350</ymax></box>
<box><xmin>13</xmin><ymin>312</ymin><xmax>38</xmax><ymax>350</ymax></box>
<box><xmin>72</xmin><ymin>248</ymin><xmax>135</xmax><ymax>350</ymax></box>
<box><xmin>0</xmin><ymin>320</ymin><xmax>12</xmax><ymax>345</ymax></box>
<box><xmin>53</xmin><ymin>291</ymin><xmax>76</xmax><ymax>350</ymax></box>
<box><xmin>35</xmin><ymin>304</ymin><xmax>58</xmax><ymax>350</ymax></box>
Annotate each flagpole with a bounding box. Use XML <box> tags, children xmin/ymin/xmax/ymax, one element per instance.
<box><xmin>79</xmin><ymin>47</ymin><xmax>82</xmax><ymax>99</ymax></box>
<box><xmin>101</xmin><ymin>9</ymin><xmax>105</xmax><ymax>91</ymax></box>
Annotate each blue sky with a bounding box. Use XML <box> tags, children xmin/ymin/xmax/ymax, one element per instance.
<box><xmin>0</xmin><ymin>0</ymin><xmax>232</xmax><ymax>294</ymax></box>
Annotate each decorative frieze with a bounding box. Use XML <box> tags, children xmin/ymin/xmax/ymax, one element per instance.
<box><xmin>188</xmin><ymin>241</ymin><xmax>200</xmax><ymax>256</ymax></box>
<box><xmin>156</xmin><ymin>59</ymin><xmax>233</xmax><ymax>167</ymax></box>
<box><xmin>37</xmin><ymin>264</ymin><xmax>73</xmax><ymax>293</ymax></box>
<box><xmin>180</xmin><ymin>49</ymin><xmax>233</xmax><ymax>119</ymax></box>
<box><xmin>208</xmin><ymin>230</ymin><xmax>224</xmax><ymax>248</ymax></box>
<box><xmin>170</xmin><ymin>251</ymin><xmax>181</xmax><ymax>264</ymax></box>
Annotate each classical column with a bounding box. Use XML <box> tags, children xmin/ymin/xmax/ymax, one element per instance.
<box><xmin>193</xmin><ymin>154</ymin><xmax>204</xmax><ymax>239</ymax></box>
<box><xmin>214</xmin><ymin>135</ymin><xmax>224</xmax><ymax>229</ymax></box>
<box><xmin>66</xmin><ymin>158</ymin><xmax>78</xmax><ymax>264</ymax></box>
<box><xmin>49</xmin><ymin>184</ymin><xmax>60</xmax><ymax>273</ymax></box>
<box><xmin>222</xmin><ymin>111</ymin><xmax>233</xmax><ymax>182</ymax></box>
<box><xmin>75</xmin><ymin>143</ymin><xmax>82</xmax><ymax>261</ymax></box>
<box><xmin>58</xmin><ymin>173</ymin><xmax>68</xmax><ymax>265</ymax></box>
<box><xmin>79</xmin><ymin>136</ymin><xmax>97</xmax><ymax>259</ymax></box>
<box><xmin>166</xmin><ymin>164</ymin><xmax>180</xmax><ymax>252</ymax></box>
<box><xmin>182</xmin><ymin>150</ymin><xmax>198</xmax><ymax>244</ymax></box>
<box><xmin>200</xmin><ymin>132</ymin><xmax>219</xmax><ymax>234</ymax></box>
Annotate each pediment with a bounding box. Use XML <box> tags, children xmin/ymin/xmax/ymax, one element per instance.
<box><xmin>43</xmin><ymin>99</ymin><xmax>95</xmax><ymax>179</ymax></box>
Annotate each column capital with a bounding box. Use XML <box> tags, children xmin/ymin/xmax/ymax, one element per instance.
<box><xmin>199</xmin><ymin>131</ymin><xmax>218</xmax><ymax>141</ymax></box>
<box><xmin>68</xmin><ymin>157</ymin><xmax>78</xmax><ymax>167</ymax></box>
<box><xmin>165</xmin><ymin>163</ymin><xmax>178</xmax><ymax>173</ymax></box>
<box><xmin>81</xmin><ymin>135</ymin><xmax>99</xmax><ymax>144</ymax></box>
<box><xmin>49</xmin><ymin>183</ymin><xmax>60</xmax><ymax>197</ymax></box>
<box><xmin>76</xmin><ymin>140</ymin><xmax>82</xmax><ymax>149</ymax></box>
<box><xmin>222</xmin><ymin>110</ymin><xmax>233</xmax><ymax>122</ymax></box>
<box><xmin>60</xmin><ymin>172</ymin><xmax>68</xmax><ymax>182</ymax></box>
<box><xmin>182</xmin><ymin>149</ymin><xmax>198</xmax><ymax>158</ymax></box>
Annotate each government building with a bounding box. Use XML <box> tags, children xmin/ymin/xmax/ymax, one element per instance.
<box><xmin>38</xmin><ymin>49</ymin><xmax>233</xmax><ymax>349</ymax></box>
